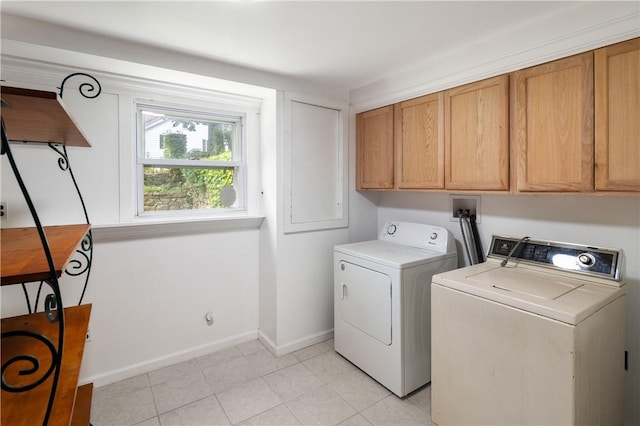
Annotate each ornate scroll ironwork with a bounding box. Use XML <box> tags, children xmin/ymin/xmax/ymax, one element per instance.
<box><xmin>48</xmin><ymin>142</ymin><xmax>94</xmax><ymax>306</ymax></box>
<box><xmin>48</xmin><ymin>143</ymin><xmax>69</xmax><ymax>171</ymax></box>
<box><xmin>1</xmin><ymin>330</ymin><xmax>58</xmax><ymax>393</ymax></box>
<box><xmin>65</xmin><ymin>232</ymin><xmax>93</xmax><ymax>305</ymax></box>
<box><xmin>56</xmin><ymin>73</ymin><xmax>99</xmax><ymax>307</ymax></box>
<box><xmin>58</xmin><ymin>72</ymin><xmax>101</xmax><ymax>99</ymax></box>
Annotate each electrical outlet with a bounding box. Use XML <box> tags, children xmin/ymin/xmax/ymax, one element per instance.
<box><xmin>205</xmin><ymin>311</ymin><xmax>214</xmax><ymax>326</ymax></box>
<box><xmin>86</xmin><ymin>328</ymin><xmax>92</xmax><ymax>342</ymax></box>
<box><xmin>0</xmin><ymin>202</ymin><xmax>6</xmax><ymax>220</ymax></box>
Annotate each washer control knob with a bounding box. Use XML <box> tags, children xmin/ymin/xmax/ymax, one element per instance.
<box><xmin>577</xmin><ymin>253</ymin><xmax>596</xmax><ymax>267</ymax></box>
<box><xmin>387</xmin><ymin>224</ymin><xmax>397</xmax><ymax>235</ymax></box>
<box><xmin>430</xmin><ymin>232</ymin><xmax>438</xmax><ymax>240</ymax></box>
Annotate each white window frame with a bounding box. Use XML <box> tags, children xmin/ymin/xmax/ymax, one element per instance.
<box><xmin>134</xmin><ymin>101</ymin><xmax>247</xmax><ymax>218</ymax></box>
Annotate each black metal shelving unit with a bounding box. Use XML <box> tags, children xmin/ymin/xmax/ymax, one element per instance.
<box><xmin>1</xmin><ymin>74</ymin><xmax>100</xmax><ymax>426</ymax></box>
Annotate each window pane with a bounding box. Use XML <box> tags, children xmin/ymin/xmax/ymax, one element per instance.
<box><xmin>142</xmin><ymin>110</ymin><xmax>235</xmax><ymax>160</ymax></box>
<box><xmin>143</xmin><ymin>166</ymin><xmax>237</xmax><ymax>212</ymax></box>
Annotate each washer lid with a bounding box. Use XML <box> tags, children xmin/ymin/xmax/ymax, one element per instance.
<box><xmin>433</xmin><ymin>262</ymin><xmax>625</xmax><ymax>325</ymax></box>
<box><xmin>335</xmin><ymin>240</ymin><xmax>454</xmax><ymax>269</ymax></box>
<box><xmin>467</xmin><ymin>268</ymin><xmax>583</xmax><ymax>300</ymax></box>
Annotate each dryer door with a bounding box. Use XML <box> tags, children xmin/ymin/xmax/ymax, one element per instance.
<box><xmin>337</xmin><ymin>261</ymin><xmax>392</xmax><ymax>345</ymax></box>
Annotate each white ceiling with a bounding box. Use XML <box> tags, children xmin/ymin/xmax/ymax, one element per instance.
<box><xmin>0</xmin><ymin>1</ymin><xmax>634</xmax><ymax>92</ymax></box>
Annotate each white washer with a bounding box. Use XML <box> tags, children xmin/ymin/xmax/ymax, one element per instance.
<box><xmin>334</xmin><ymin>221</ymin><xmax>458</xmax><ymax>397</ymax></box>
<box><xmin>431</xmin><ymin>235</ymin><xmax>626</xmax><ymax>425</ymax></box>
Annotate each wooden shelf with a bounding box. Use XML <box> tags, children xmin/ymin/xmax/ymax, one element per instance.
<box><xmin>1</xmin><ymin>86</ymin><xmax>91</xmax><ymax>147</ymax></box>
<box><xmin>1</xmin><ymin>304</ymin><xmax>92</xmax><ymax>426</ymax></box>
<box><xmin>1</xmin><ymin>224</ymin><xmax>91</xmax><ymax>285</ymax></box>
<box><xmin>71</xmin><ymin>383</ymin><xmax>93</xmax><ymax>426</ymax></box>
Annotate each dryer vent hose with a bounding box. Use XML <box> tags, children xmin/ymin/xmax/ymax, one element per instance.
<box><xmin>458</xmin><ymin>209</ymin><xmax>484</xmax><ymax>265</ymax></box>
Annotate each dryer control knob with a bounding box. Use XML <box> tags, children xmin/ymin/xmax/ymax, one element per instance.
<box><xmin>430</xmin><ymin>232</ymin><xmax>438</xmax><ymax>240</ymax></box>
<box><xmin>387</xmin><ymin>224</ymin><xmax>397</xmax><ymax>235</ymax></box>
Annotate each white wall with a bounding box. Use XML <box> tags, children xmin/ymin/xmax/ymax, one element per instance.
<box><xmin>258</xmin><ymin>92</ymin><xmax>279</xmax><ymax>348</ymax></box>
<box><xmin>83</xmin><ymin>228</ymin><xmax>260</xmax><ymax>385</ymax></box>
<box><xmin>258</xmin><ymin>92</ymin><xmax>351</xmax><ymax>355</ymax></box>
<box><xmin>350</xmin><ymin>1</ymin><xmax>640</xmax><ymax>112</ymax></box>
<box><xmin>273</xmin><ymin>228</ymin><xmax>350</xmax><ymax>352</ymax></box>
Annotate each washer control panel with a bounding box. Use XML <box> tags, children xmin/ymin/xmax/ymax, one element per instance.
<box><xmin>489</xmin><ymin>235</ymin><xmax>622</xmax><ymax>281</ymax></box>
<box><xmin>380</xmin><ymin>221</ymin><xmax>455</xmax><ymax>254</ymax></box>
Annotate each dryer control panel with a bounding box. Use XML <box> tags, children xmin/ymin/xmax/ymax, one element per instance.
<box><xmin>488</xmin><ymin>235</ymin><xmax>622</xmax><ymax>282</ymax></box>
<box><xmin>380</xmin><ymin>221</ymin><xmax>456</xmax><ymax>254</ymax></box>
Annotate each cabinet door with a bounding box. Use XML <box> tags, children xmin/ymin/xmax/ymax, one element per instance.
<box><xmin>445</xmin><ymin>75</ymin><xmax>509</xmax><ymax>190</ymax></box>
<box><xmin>595</xmin><ymin>37</ymin><xmax>640</xmax><ymax>192</ymax></box>
<box><xmin>395</xmin><ymin>93</ymin><xmax>444</xmax><ymax>189</ymax></box>
<box><xmin>356</xmin><ymin>106</ymin><xmax>394</xmax><ymax>189</ymax></box>
<box><xmin>513</xmin><ymin>52</ymin><xmax>594</xmax><ymax>192</ymax></box>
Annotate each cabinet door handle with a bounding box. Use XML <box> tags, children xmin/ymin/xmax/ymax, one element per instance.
<box><xmin>341</xmin><ymin>283</ymin><xmax>348</xmax><ymax>300</ymax></box>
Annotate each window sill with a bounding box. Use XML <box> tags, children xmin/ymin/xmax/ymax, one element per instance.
<box><xmin>91</xmin><ymin>215</ymin><xmax>265</xmax><ymax>242</ymax></box>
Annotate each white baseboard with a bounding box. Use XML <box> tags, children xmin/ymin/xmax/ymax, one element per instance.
<box><xmin>83</xmin><ymin>328</ymin><xmax>334</xmax><ymax>388</ymax></box>
<box><xmin>259</xmin><ymin>328</ymin><xmax>334</xmax><ymax>357</ymax></box>
<box><xmin>81</xmin><ymin>330</ymin><xmax>258</xmax><ymax>388</ymax></box>
<box><xmin>257</xmin><ymin>330</ymin><xmax>278</xmax><ymax>355</ymax></box>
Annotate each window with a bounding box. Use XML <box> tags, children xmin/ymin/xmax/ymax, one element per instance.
<box><xmin>136</xmin><ymin>103</ymin><xmax>245</xmax><ymax>216</ymax></box>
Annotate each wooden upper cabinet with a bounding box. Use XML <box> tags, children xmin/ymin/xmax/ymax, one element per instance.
<box><xmin>356</xmin><ymin>106</ymin><xmax>394</xmax><ymax>189</ymax></box>
<box><xmin>513</xmin><ymin>52</ymin><xmax>594</xmax><ymax>192</ymax></box>
<box><xmin>395</xmin><ymin>92</ymin><xmax>444</xmax><ymax>189</ymax></box>
<box><xmin>594</xmin><ymin>37</ymin><xmax>640</xmax><ymax>192</ymax></box>
<box><xmin>444</xmin><ymin>75</ymin><xmax>509</xmax><ymax>191</ymax></box>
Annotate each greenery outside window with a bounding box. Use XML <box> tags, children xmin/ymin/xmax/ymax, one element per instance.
<box><xmin>136</xmin><ymin>103</ymin><xmax>245</xmax><ymax>216</ymax></box>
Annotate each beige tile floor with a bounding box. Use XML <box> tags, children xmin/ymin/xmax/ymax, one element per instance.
<box><xmin>90</xmin><ymin>339</ymin><xmax>433</xmax><ymax>425</ymax></box>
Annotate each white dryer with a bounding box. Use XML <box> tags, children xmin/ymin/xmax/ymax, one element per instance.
<box><xmin>431</xmin><ymin>235</ymin><xmax>626</xmax><ymax>425</ymax></box>
<box><xmin>334</xmin><ymin>221</ymin><xmax>458</xmax><ymax>397</ymax></box>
